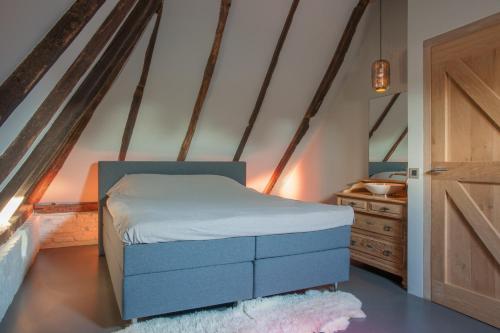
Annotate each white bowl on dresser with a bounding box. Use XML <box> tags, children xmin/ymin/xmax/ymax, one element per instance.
<box><xmin>364</xmin><ymin>182</ymin><xmax>406</xmax><ymax>196</ymax></box>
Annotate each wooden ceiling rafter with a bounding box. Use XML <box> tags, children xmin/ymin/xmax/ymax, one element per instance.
<box><xmin>27</xmin><ymin>0</ymin><xmax>163</xmax><ymax>205</ymax></box>
<box><xmin>0</xmin><ymin>0</ymin><xmax>105</xmax><ymax>127</ymax></box>
<box><xmin>233</xmin><ymin>0</ymin><xmax>300</xmax><ymax>162</ymax></box>
<box><xmin>119</xmin><ymin>3</ymin><xmax>164</xmax><ymax>161</ymax></box>
<box><xmin>177</xmin><ymin>0</ymin><xmax>232</xmax><ymax>161</ymax></box>
<box><xmin>383</xmin><ymin>126</ymin><xmax>407</xmax><ymax>162</ymax></box>
<box><xmin>263</xmin><ymin>0</ymin><xmax>370</xmax><ymax>194</ymax></box>
<box><xmin>0</xmin><ymin>0</ymin><xmax>136</xmax><ymax>184</ymax></box>
<box><xmin>0</xmin><ymin>0</ymin><xmax>162</xmax><ymax>246</ymax></box>
<box><xmin>0</xmin><ymin>0</ymin><xmax>372</xmax><ymax>247</ymax></box>
<box><xmin>369</xmin><ymin>92</ymin><xmax>401</xmax><ymax>138</ymax></box>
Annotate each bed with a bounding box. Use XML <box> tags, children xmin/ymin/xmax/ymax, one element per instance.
<box><xmin>98</xmin><ymin>161</ymin><xmax>353</xmax><ymax>320</ymax></box>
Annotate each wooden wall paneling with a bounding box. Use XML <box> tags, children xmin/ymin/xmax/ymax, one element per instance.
<box><xmin>233</xmin><ymin>0</ymin><xmax>300</xmax><ymax>161</ymax></box>
<box><xmin>264</xmin><ymin>0</ymin><xmax>370</xmax><ymax>194</ymax></box>
<box><xmin>0</xmin><ymin>0</ymin><xmax>105</xmax><ymax>126</ymax></box>
<box><xmin>0</xmin><ymin>0</ymin><xmax>136</xmax><ymax>183</ymax></box>
<box><xmin>369</xmin><ymin>92</ymin><xmax>401</xmax><ymax>138</ymax></box>
<box><xmin>177</xmin><ymin>0</ymin><xmax>231</xmax><ymax>161</ymax></box>
<box><xmin>0</xmin><ymin>0</ymin><xmax>161</xmax><ymax>246</ymax></box>
<box><xmin>119</xmin><ymin>3</ymin><xmax>163</xmax><ymax>161</ymax></box>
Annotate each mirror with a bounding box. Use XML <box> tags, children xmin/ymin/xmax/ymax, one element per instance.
<box><xmin>368</xmin><ymin>92</ymin><xmax>408</xmax><ymax>180</ymax></box>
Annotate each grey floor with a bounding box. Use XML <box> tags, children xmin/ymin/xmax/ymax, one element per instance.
<box><xmin>0</xmin><ymin>246</ymin><xmax>497</xmax><ymax>333</ymax></box>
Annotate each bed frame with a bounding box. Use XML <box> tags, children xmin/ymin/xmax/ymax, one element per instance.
<box><xmin>98</xmin><ymin>161</ymin><xmax>351</xmax><ymax>320</ymax></box>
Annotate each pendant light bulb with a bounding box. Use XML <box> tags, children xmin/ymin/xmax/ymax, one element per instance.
<box><xmin>372</xmin><ymin>0</ymin><xmax>390</xmax><ymax>93</ymax></box>
<box><xmin>372</xmin><ymin>59</ymin><xmax>390</xmax><ymax>93</ymax></box>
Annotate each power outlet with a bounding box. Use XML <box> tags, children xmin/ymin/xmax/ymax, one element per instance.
<box><xmin>408</xmin><ymin>168</ymin><xmax>419</xmax><ymax>179</ymax></box>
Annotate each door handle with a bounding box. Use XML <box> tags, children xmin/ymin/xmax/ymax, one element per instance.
<box><xmin>429</xmin><ymin>167</ymin><xmax>448</xmax><ymax>174</ymax></box>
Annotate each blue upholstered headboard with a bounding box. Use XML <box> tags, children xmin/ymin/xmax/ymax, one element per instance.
<box><xmin>97</xmin><ymin>161</ymin><xmax>246</xmax><ymax>254</ymax></box>
<box><xmin>368</xmin><ymin>162</ymin><xmax>407</xmax><ymax>177</ymax></box>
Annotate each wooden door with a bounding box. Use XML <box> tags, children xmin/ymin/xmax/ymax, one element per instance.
<box><xmin>429</xmin><ymin>17</ymin><xmax>500</xmax><ymax>328</ymax></box>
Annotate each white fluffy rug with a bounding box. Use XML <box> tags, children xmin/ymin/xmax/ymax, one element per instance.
<box><xmin>116</xmin><ymin>290</ymin><xmax>365</xmax><ymax>333</ymax></box>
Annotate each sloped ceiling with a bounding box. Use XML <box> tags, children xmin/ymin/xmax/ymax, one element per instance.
<box><xmin>0</xmin><ymin>0</ymin><xmax>368</xmax><ymax>203</ymax></box>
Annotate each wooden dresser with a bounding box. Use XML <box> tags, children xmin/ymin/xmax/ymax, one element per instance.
<box><xmin>336</xmin><ymin>180</ymin><xmax>407</xmax><ymax>287</ymax></box>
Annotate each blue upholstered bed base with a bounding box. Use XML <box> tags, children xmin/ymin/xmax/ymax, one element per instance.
<box><xmin>98</xmin><ymin>161</ymin><xmax>351</xmax><ymax>320</ymax></box>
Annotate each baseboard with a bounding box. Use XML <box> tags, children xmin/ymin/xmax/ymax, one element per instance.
<box><xmin>0</xmin><ymin>219</ymin><xmax>39</xmax><ymax>321</ymax></box>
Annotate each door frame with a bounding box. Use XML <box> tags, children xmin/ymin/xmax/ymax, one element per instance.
<box><xmin>423</xmin><ymin>12</ymin><xmax>500</xmax><ymax>300</ymax></box>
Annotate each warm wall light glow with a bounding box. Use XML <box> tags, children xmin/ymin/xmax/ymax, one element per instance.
<box><xmin>247</xmin><ymin>174</ymin><xmax>272</xmax><ymax>193</ymax></box>
<box><xmin>0</xmin><ymin>196</ymin><xmax>24</xmax><ymax>228</ymax></box>
<box><xmin>278</xmin><ymin>164</ymin><xmax>302</xmax><ymax>199</ymax></box>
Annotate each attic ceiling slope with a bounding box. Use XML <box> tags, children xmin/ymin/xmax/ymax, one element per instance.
<box><xmin>0</xmin><ymin>0</ymin><xmax>161</xmax><ymax>246</ymax></box>
<box><xmin>177</xmin><ymin>0</ymin><xmax>232</xmax><ymax>161</ymax></box>
<box><xmin>264</xmin><ymin>0</ymin><xmax>370</xmax><ymax>194</ymax></box>
<box><xmin>0</xmin><ymin>0</ymin><xmax>136</xmax><ymax>184</ymax></box>
<box><xmin>119</xmin><ymin>3</ymin><xmax>163</xmax><ymax>162</ymax></box>
<box><xmin>233</xmin><ymin>0</ymin><xmax>300</xmax><ymax>162</ymax></box>
<box><xmin>0</xmin><ymin>0</ymin><xmax>104</xmax><ymax>127</ymax></box>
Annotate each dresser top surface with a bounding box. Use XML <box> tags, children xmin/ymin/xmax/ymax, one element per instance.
<box><xmin>336</xmin><ymin>180</ymin><xmax>407</xmax><ymax>205</ymax></box>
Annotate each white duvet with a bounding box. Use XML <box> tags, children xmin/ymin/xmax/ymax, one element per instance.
<box><xmin>106</xmin><ymin>174</ymin><xmax>354</xmax><ymax>244</ymax></box>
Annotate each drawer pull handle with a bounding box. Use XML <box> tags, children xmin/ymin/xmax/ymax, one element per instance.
<box><xmin>383</xmin><ymin>250</ymin><xmax>392</xmax><ymax>257</ymax></box>
<box><xmin>383</xmin><ymin>225</ymin><xmax>392</xmax><ymax>231</ymax></box>
<box><xmin>366</xmin><ymin>243</ymin><xmax>373</xmax><ymax>249</ymax></box>
<box><xmin>351</xmin><ymin>240</ymin><xmax>356</xmax><ymax>246</ymax></box>
<box><xmin>378</xmin><ymin>207</ymin><xmax>389</xmax><ymax>212</ymax></box>
<box><xmin>365</xmin><ymin>221</ymin><xmax>374</xmax><ymax>225</ymax></box>
<box><xmin>348</xmin><ymin>202</ymin><xmax>357</xmax><ymax>207</ymax></box>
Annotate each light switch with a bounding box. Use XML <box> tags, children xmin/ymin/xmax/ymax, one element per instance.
<box><xmin>408</xmin><ymin>168</ymin><xmax>419</xmax><ymax>179</ymax></box>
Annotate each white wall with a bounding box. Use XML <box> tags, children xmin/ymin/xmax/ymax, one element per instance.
<box><xmin>289</xmin><ymin>0</ymin><xmax>407</xmax><ymax>202</ymax></box>
<box><xmin>0</xmin><ymin>219</ymin><xmax>39</xmax><ymax>321</ymax></box>
<box><xmin>407</xmin><ymin>0</ymin><xmax>500</xmax><ymax>297</ymax></box>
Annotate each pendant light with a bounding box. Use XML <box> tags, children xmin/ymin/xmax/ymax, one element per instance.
<box><xmin>372</xmin><ymin>0</ymin><xmax>390</xmax><ymax>93</ymax></box>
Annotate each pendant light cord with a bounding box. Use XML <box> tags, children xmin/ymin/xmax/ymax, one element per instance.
<box><xmin>379</xmin><ymin>0</ymin><xmax>382</xmax><ymax>59</ymax></box>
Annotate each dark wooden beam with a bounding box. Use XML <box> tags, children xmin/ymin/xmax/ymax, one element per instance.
<box><xmin>383</xmin><ymin>127</ymin><xmax>408</xmax><ymax>162</ymax></box>
<box><xmin>34</xmin><ymin>202</ymin><xmax>98</xmax><ymax>214</ymax></box>
<box><xmin>119</xmin><ymin>4</ymin><xmax>163</xmax><ymax>161</ymax></box>
<box><xmin>0</xmin><ymin>0</ymin><xmax>135</xmax><ymax>184</ymax></box>
<box><xmin>177</xmin><ymin>0</ymin><xmax>231</xmax><ymax>161</ymax></box>
<box><xmin>233</xmin><ymin>0</ymin><xmax>300</xmax><ymax>161</ymax></box>
<box><xmin>0</xmin><ymin>0</ymin><xmax>161</xmax><ymax>245</ymax></box>
<box><xmin>369</xmin><ymin>92</ymin><xmax>400</xmax><ymax>138</ymax></box>
<box><xmin>264</xmin><ymin>0</ymin><xmax>370</xmax><ymax>194</ymax></box>
<box><xmin>0</xmin><ymin>0</ymin><xmax>104</xmax><ymax>126</ymax></box>
<box><xmin>0</xmin><ymin>204</ymin><xmax>33</xmax><ymax>246</ymax></box>
<box><xmin>27</xmin><ymin>0</ymin><xmax>161</xmax><ymax>205</ymax></box>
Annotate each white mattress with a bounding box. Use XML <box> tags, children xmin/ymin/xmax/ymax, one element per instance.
<box><xmin>106</xmin><ymin>174</ymin><xmax>354</xmax><ymax>244</ymax></box>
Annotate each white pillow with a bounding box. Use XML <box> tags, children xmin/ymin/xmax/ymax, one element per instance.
<box><xmin>106</xmin><ymin>173</ymin><xmax>243</xmax><ymax>198</ymax></box>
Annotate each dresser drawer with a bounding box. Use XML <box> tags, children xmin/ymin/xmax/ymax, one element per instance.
<box><xmin>353</xmin><ymin>214</ymin><xmax>402</xmax><ymax>238</ymax></box>
<box><xmin>368</xmin><ymin>201</ymin><xmax>403</xmax><ymax>218</ymax></box>
<box><xmin>350</xmin><ymin>233</ymin><xmax>402</xmax><ymax>263</ymax></box>
<box><xmin>351</xmin><ymin>249</ymin><xmax>403</xmax><ymax>277</ymax></box>
<box><xmin>340</xmin><ymin>198</ymin><xmax>367</xmax><ymax>211</ymax></box>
